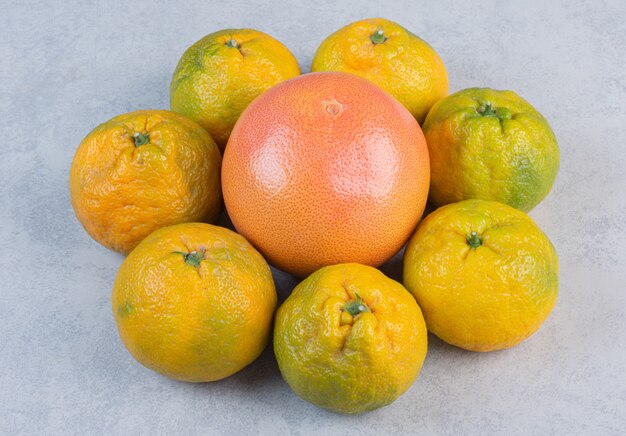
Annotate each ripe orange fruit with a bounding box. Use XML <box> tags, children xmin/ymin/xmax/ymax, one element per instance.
<box><xmin>69</xmin><ymin>110</ymin><xmax>222</xmax><ymax>254</ymax></box>
<box><xmin>403</xmin><ymin>199</ymin><xmax>559</xmax><ymax>352</ymax></box>
<box><xmin>170</xmin><ymin>28</ymin><xmax>301</xmax><ymax>151</ymax></box>
<box><xmin>222</xmin><ymin>72</ymin><xmax>430</xmax><ymax>277</ymax></box>
<box><xmin>312</xmin><ymin>18</ymin><xmax>448</xmax><ymax>124</ymax></box>
<box><xmin>112</xmin><ymin>222</ymin><xmax>277</xmax><ymax>382</ymax></box>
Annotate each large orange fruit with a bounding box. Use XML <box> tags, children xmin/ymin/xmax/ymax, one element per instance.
<box><xmin>222</xmin><ymin>72</ymin><xmax>430</xmax><ymax>277</ymax></box>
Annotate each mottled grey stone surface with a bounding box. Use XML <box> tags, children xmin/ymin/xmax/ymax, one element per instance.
<box><xmin>1</xmin><ymin>0</ymin><xmax>625</xmax><ymax>434</ymax></box>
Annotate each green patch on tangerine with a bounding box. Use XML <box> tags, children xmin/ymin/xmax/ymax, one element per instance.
<box><xmin>505</xmin><ymin>183</ymin><xmax>532</xmax><ymax>211</ymax></box>
<box><xmin>538</xmin><ymin>266</ymin><xmax>559</xmax><ymax>293</ymax></box>
<box><xmin>195</xmin><ymin>42</ymin><xmax>222</xmax><ymax>68</ymax></box>
<box><xmin>118</xmin><ymin>302</ymin><xmax>134</xmax><ymax>317</ymax></box>
<box><xmin>171</xmin><ymin>44</ymin><xmax>216</xmax><ymax>92</ymax></box>
<box><xmin>506</xmin><ymin>157</ymin><xmax>546</xmax><ymax>211</ymax></box>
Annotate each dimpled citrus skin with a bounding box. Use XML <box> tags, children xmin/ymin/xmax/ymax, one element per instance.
<box><xmin>222</xmin><ymin>72</ymin><xmax>430</xmax><ymax>277</ymax></box>
<box><xmin>274</xmin><ymin>263</ymin><xmax>428</xmax><ymax>414</ymax></box>
<box><xmin>311</xmin><ymin>18</ymin><xmax>448</xmax><ymax>124</ymax></box>
<box><xmin>403</xmin><ymin>199</ymin><xmax>559</xmax><ymax>352</ymax></box>
<box><xmin>170</xmin><ymin>28</ymin><xmax>301</xmax><ymax>150</ymax></box>
<box><xmin>423</xmin><ymin>88</ymin><xmax>560</xmax><ymax>212</ymax></box>
<box><xmin>69</xmin><ymin>110</ymin><xmax>222</xmax><ymax>254</ymax></box>
<box><xmin>112</xmin><ymin>223</ymin><xmax>277</xmax><ymax>382</ymax></box>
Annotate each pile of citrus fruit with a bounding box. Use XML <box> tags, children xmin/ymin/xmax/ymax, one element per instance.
<box><xmin>70</xmin><ymin>18</ymin><xmax>560</xmax><ymax>414</ymax></box>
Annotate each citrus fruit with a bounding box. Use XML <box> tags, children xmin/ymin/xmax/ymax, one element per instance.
<box><xmin>69</xmin><ymin>110</ymin><xmax>222</xmax><ymax>254</ymax></box>
<box><xmin>311</xmin><ymin>17</ymin><xmax>448</xmax><ymax>124</ymax></box>
<box><xmin>222</xmin><ymin>72</ymin><xmax>430</xmax><ymax>277</ymax></box>
<box><xmin>403</xmin><ymin>199</ymin><xmax>558</xmax><ymax>352</ymax></box>
<box><xmin>423</xmin><ymin>87</ymin><xmax>560</xmax><ymax>212</ymax></box>
<box><xmin>170</xmin><ymin>28</ymin><xmax>301</xmax><ymax>150</ymax></box>
<box><xmin>274</xmin><ymin>263</ymin><xmax>428</xmax><ymax>414</ymax></box>
<box><xmin>112</xmin><ymin>222</ymin><xmax>277</xmax><ymax>382</ymax></box>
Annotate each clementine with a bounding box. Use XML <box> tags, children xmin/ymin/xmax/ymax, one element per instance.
<box><xmin>112</xmin><ymin>222</ymin><xmax>277</xmax><ymax>382</ymax></box>
<box><xmin>221</xmin><ymin>72</ymin><xmax>430</xmax><ymax>277</ymax></box>
<box><xmin>403</xmin><ymin>199</ymin><xmax>558</xmax><ymax>351</ymax></box>
<box><xmin>170</xmin><ymin>28</ymin><xmax>300</xmax><ymax>151</ymax></box>
<box><xmin>312</xmin><ymin>18</ymin><xmax>448</xmax><ymax>124</ymax></box>
<box><xmin>70</xmin><ymin>110</ymin><xmax>222</xmax><ymax>254</ymax></box>
<box><xmin>274</xmin><ymin>263</ymin><xmax>428</xmax><ymax>414</ymax></box>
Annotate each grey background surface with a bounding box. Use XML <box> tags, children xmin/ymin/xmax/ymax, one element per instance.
<box><xmin>1</xmin><ymin>0</ymin><xmax>625</xmax><ymax>434</ymax></box>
